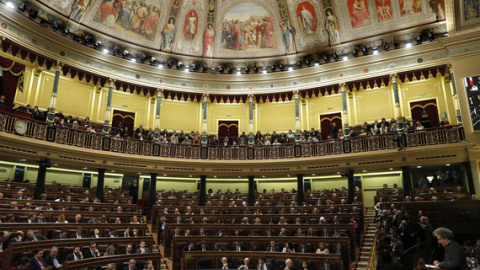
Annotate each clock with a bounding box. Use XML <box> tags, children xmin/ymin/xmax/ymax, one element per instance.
<box><xmin>14</xmin><ymin>120</ymin><xmax>27</xmax><ymax>135</ymax></box>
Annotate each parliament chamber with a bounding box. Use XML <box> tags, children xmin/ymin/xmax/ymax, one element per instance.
<box><xmin>0</xmin><ymin>0</ymin><xmax>480</xmax><ymax>270</ymax></box>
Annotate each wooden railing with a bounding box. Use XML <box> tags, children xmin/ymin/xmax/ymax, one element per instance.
<box><xmin>0</xmin><ymin>111</ymin><xmax>464</xmax><ymax>160</ymax></box>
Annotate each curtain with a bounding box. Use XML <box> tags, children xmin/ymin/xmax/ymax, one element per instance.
<box><xmin>0</xmin><ymin>55</ymin><xmax>25</xmax><ymax>107</ymax></box>
<box><xmin>113</xmin><ymin>110</ymin><xmax>136</xmax><ymax>136</ymax></box>
<box><xmin>319</xmin><ymin>113</ymin><xmax>342</xmax><ymax>140</ymax></box>
<box><xmin>218</xmin><ymin>121</ymin><xmax>239</xmax><ymax>143</ymax></box>
<box><xmin>410</xmin><ymin>99</ymin><xmax>439</xmax><ymax>128</ymax></box>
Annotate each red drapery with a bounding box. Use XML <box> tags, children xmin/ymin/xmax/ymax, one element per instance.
<box><xmin>218</xmin><ymin>120</ymin><xmax>239</xmax><ymax>143</ymax></box>
<box><xmin>320</xmin><ymin>113</ymin><xmax>342</xmax><ymax>140</ymax></box>
<box><xmin>112</xmin><ymin>110</ymin><xmax>135</xmax><ymax>136</ymax></box>
<box><xmin>410</xmin><ymin>99</ymin><xmax>439</xmax><ymax>128</ymax></box>
<box><xmin>0</xmin><ymin>55</ymin><xmax>25</xmax><ymax>108</ymax></box>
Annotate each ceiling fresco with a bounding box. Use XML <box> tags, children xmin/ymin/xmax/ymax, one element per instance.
<box><xmin>33</xmin><ymin>0</ymin><xmax>446</xmax><ymax>59</ymax></box>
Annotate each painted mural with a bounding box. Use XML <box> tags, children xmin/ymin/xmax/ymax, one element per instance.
<box><xmin>399</xmin><ymin>0</ymin><xmax>423</xmax><ymax>16</ymax></box>
<box><xmin>375</xmin><ymin>0</ymin><xmax>394</xmax><ymax>22</ymax></box>
<box><xmin>464</xmin><ymin>0</ymin><xmax>480</xmax><ymax>21</ymax></box>
<box><xmin>183</xmin><ymin>10</ymin><xmax>199</xmax><ymax>40</ymax></box>
<box><xmin>37</xmin><ymin>0</ymin><xmax>76</xmax><ymax>16</ymax></box>
<box><xmin>347</xmin><ymin>0</ymin><xmax>371</xmax><ymax>28</ymax></box>
<box><xmin>172</xmin><ymin>0</ymin><xmax>205</xmax><ymax>56</ymax></box>
<box><xmin>325</xmin><ymin>7</ymin><xmax>341</xmax><ymax>45</ymax></box>
<box><xmin>296</xmin><ymin>2</ymin><xmax>317</xmax><ymax>35</ymax></box>
<box><xmin>221</xmin><ymin>3</ymin><xmax>277</xmax><ymax>51</ymax></box>
<box><xmin>70</xmin><ymin>0</ymin><xmax>94</xmax><ymax>22</ymax></box>
<box><xmin>81</xmin><ymin>0</ymin><xmax>166</xmax><ymax>48</ymax></box>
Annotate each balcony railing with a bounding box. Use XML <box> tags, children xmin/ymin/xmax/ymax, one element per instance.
<box><xmin>0</xmin><ymin>111</ymin><xmax>465</xmax><ymax>160</ymax></box>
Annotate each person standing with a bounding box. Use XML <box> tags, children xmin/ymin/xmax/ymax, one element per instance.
<box><xmin>433</xmin><ymin>227</ymin><xmax>468</xmax><ymax>270</ymax></box>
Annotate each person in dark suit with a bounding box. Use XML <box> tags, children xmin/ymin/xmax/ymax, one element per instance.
<box><xmin>219</xmin><ymin>257</ymin><xmax>232</xmax><ymax>269</ymax></box>
<box><xmin>105</xmin><ymin>228</ymin><xmax>118</xmax><ymax>238</ymax></box>
<box><xmin>183</xmin><ymin>241</ymin><xmax>196</xmax><ymax>252</ymax></box>
<box><xmin>433</xmin><ymin>227</ymin><xmax>468</xmax><ymax>270</ymax></box>
<box><xmin>284</xmin><ymin>259</ymin><xmax>295</xmax><ymax>270</ymax></box>
<box><xmin>230</xmin><ymin>240</ymin><xmax>245</xmax><ymax>251</ymax></box>
<box><xmin>35</xmin><ymin>212</ymin><xmax>47</xmax><ymax>223</ymax></box>
<box><xmin>25</xmin><ymin>230</ymin><xmax>47</xmax><ymax>242</ymax></box>
<box><xmin>135</xmin><ymin>240</ymin><xmax>150</xmax><ymax>253</ymax></box>
<box><xmin>54</xmin><ymin>230</ymin><xmax>68</xmax><ymax>240</ymax></box>
<box><xmin>238</xmin><ymin>257</ymin><xmax>254</xmax><ymax>269</ymax></box>
<box><xmin>257</xmin><ymin>257</ymin><xmax>273</xmax><ymax>270</ymax></box>
<box><xmin>199</xmin><ymin>241</ymin><xmax>208</xmax><ymax>252</ymax></box>
<box><xmin>389</xmin><ymin>234</ymin><xmax>404</xmax><ymax>264</ymax></box>
<box><xmin>157</xmin><ymin>217</ymin><xmax>166</xmax><ymax>244</ymax></box>
<box><xmin>119</xmin><ymin>244</ymin><xmax>133</xmax><ymax>255</ymax></box>
<box><xmin>122</xmin><ymin>259</ymin><xmax>138</xmax><ymax>270</ymax></box>
<box><xmin>320</xmin><ymin>260</ymin><xmax>336</xmax><ymax>270</ymax></box>
<box><xmin>70</xmin><ymin>227</ymin><xmax>85</xmax><ymax>239</ymax></box>
<box><xmin>266</xmin><ymin>240</ymin><xmax>279</xmax><ymax>252</ymax></box>
<box><xmin>28</xmin><ymin>248</ymin><xmax>47</xmax><ymax>270</ymax></box>
<box><xmin>44</xmin><ymin>246</ymin><xmax>62</xmax><ymax>270</ymax></box>
<box><xmin>65</xmin><ymin>246</ymin><xmax>83</xmax><ymax>261</ymax></box>
<box><xmin>83</xmin><ymin>242</ymin><xmax>100</xmax><ymax>258</ymax></box>
<box><xmin>296</xmin><ymin>243</ymin><xmax>312</xmax><ymax>253</ymax></box>
<box><xmin>129</xmin><ymin>180</ymin><xmax>138</xmax><ymax>204</ymax></box>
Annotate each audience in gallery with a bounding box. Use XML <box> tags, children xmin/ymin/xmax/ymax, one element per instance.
<box><xmin>4</xmin><ymin>103</ymin><xmax>453</xmax><ymax>146</ymax></box>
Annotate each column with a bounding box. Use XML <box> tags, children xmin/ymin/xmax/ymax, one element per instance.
<box><xmin>248</xmin><ymin>176</ymin><xmax>255</xmax><ymax>206</ymax></box>
<box><xmin>46</xmin><ymin>61</ymin><xmax>63</xmax><ymax>124</ymax></box>
<box><xmin>154</xmin><ymin>89</ymin><xmax>163</xmax><ymax>142</ymax></box>
<box><xmin>96</xmin><ymin>169</ymin><xmax>106</xmax><ymax>202</ymax></box>
<box><xmin>346</xmin><ymin>169</ymin><xmax>355</xmax><ymax>204</ymax></box>
<box><xmin>148</xmin><ymin>173</ymin><xmax>157</xmax><ymax>221</ymax></box>
<box><xmin>296</xmin><ymin>174</ymin><xmax>304</xmax><ymax>205</ymax></box>
<box><xmin>248</xmin><ymin>94</ymin><xmax>255</xmax><ymax>145</ymax></box>
<box><xmin>102</xmin><ymin>78</ymin><xmax>115</xmax><ymax>135</ymax></box>
<box><xmin>199</xmin><ymin>175</ymin><xmax>207</xmax><ymax>206</ymax></box>
<box><xmin>401</xmin><ymin>167</ymin><xmax>412</xmax><ymax>199</ymax></box>
<box><xmin>391</xmin><ymin>74</ymin><xmax>404</xmax><ymax>131</ymax></box>
<box><xmin>201</xmin><ymin>94</ymin><xmax>209</xmax><ymax>146</ymax></box>
<box><xmin>294</xmin><ymin>90</ymin><xmax>301</xmax><ymax>142</ymax></box>
<box><xmin>34</xmin><ymin>159</ymin><xmax>50</xmax><ymax>200</ymax></box>
<box><xmin>448</xmin><ymin>64</ymin><xmax>463</xmax><ymax>126</ymax></box>
<box><xmin>340</xmin><ymin>83</ymin><xmax>350</xmax><ymax>137</ymax></box>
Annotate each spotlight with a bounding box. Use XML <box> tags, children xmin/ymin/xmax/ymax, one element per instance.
<box><xmin>342</xmin><ymin>55</ymin><xmax>348</xmax><ymax>61</ymax></box>
<box><xmin>323</xmin><ymin>54</ymin><xmax>329</xmax><ymax>63</ymax></box>
<box><xmin>313</xmin><ymin>60</ymin><xmax>320</xmax><ymax>66</ymax></box>
<box><xmin>158</xmin><ymin>63</ymin><xmax>164</xmax><ymax>68</ymax></box>
<box><xmin>64</xmin><ymin>27</ymin><xmax>71</xmax><ymax>35</ymax></box>
<box><xmin>288</xmin><ymin>66</ymin><xmax>294</xmax><ymax>71</ymax></box>
<box><xmin>130</xmin><ymin>57</ymin><xmax>136</xmax><ymax>63</ymax></box>
<box><xmin>184</xmin><ymin>67</ymin><xmax>190</xmax><ymax>72</ymax></box>
<box><xmin>112</xmin><ymin>46</ymin><xmax>120</xmax><ymax>55</ymax></box>
<box><xmin>200</xmin><ymin>65</ymin><xmax>206</xmax><ymax>72</ymax></box>
<box><xmin>94</xmin><ymin>40</ymin><xmax>102</xmax><ymax>48</ymax></box>
<box><xmin>428</xmin><ymin>31</ymin><xmax>435</xmax><ymax>41</ymax></box>
<box><xmin>352</xmin><ymin>48</ymin><xmax>358</xmax><ymax>57</ymax></box>
<box><xmin>84</xmin><ymin>35</ymin><xmax>92</xmax><ymax>44</ymax></box>
<box><xmin>102</xmin><ymin>48</ymin><xmax>109</xmax><ymax>54</ymax></box>
<box><xmin>139</xmin><ymin>54</ymin><xmax>146</xmax><ymax>62</ymax></box>
<box><xmin>279</xmin><ymin>63</ymin><xmax>285</xmax><ymax>70</ymax></box>
<box><xmin>305</xmin><ymin>59</ymin><xmax>311</xmax><ymax>66</ymax></box>
<box><xmin>236</xmin><ymin>69</ymin><xmax>241</xmax><ymax>75</ymax></box>
<box><xmin>18</xmin><ymin>2</ymin><xmax>26</xmax><ymax>12</ymax></box>
<box><xmin>270</xmin><ymin>65</ymin><xmax>276</xmax><ymax>71</ymax></box>
<box><xmin>122</xmin><ymin>49</ymin><xmax>129</xmax><ymax>58</ymax></box>
<box><xmin>372</xmin><ymin>47</ymin><xmax>379</xmax><ymax>55</ymax></box>
<box><xmin>394</xmin><ymin>42</ymin><xmax>400</xmax><ymax>49</ymax></box>
<box><xmin>149</xmin><ymin>57</ymin><xmax>157</xmax><ymax>65</ymax></box>
<box><xmin>192</xmin><ymin>64</ymin><xmax>198</xmax><ymax>71</ymax></box>
<box><xmin>362</xmin><ymin>46</ymin><xmax>368</xmax><ymax>55</ymax></box>
<box><xmin>253</xmin><ymin>65</ymin><xmax>258</xmax><ymax>73</ymax></box>
<box><xmin>227</xmin><ymin>66</ymin><xmax>233</xmax><ymax>74</ymax></box>
<box><xmin>29</xmin><ymin>9</ymin><xmax>38</xmax><ymax>19</ymax></box>
<box><xmin>218</xmin><ymin>66</ymin><xmax>224</xmax><ymax>73</ymax></box>
<box><xmin>176</xmin><ymin>62</ymin><xmax>183</xmax><ymax>69</ymax></box>
<box><xmin>6</xmin><ymin>1</ymin><xmax>15</xmax><ymax>9</ymax></box>
<box><xmin>383</xmin><ymin>43</ymin><xmax>389</xmax><ymax>51</ymax></box>
<box><xmin>332</xmin><ymin>52</ymin><xmax>339</xmax><ymax>61</ymax></box>
<box><xmin>51</xmin><ymin>20</ymin><xmax>60</xmax><ymax>30</ymax></box>
<box><xmin>262</xmin><ymin>68</ymin><xmax>267</xmax><ymax>74</ymax></box>
<box><xmin>296</xmin><ymin>61</ymin><xmax>302</xmax><ymax>67</ymax></box>
<box><xmin>244</xmin><ymin>66</ymin><xmax>250</xmax><ymax>73</ymax></box>
<box><xmin>415</xmin><ymin>35</ymin><xmax>423</xmax><ymax>44</ymax></box>
<box><xmin>406</xmin><ymin>41</ymin><xmax>412</xmax><ymax>48</ymax></box>
<box><xmin>167</xmin><ymin>59</ymin><xmax>173</xmax><ymax>68</ymax></box>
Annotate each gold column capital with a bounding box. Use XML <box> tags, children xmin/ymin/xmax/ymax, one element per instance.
<box><xmin>109</xmin><ymin>78</ymin><xmax>116</xmax><ymax>88</ymax></box>
<box><xmin>339</xmin><ymin>83</ymin><xmax>346</xmax><ymax>91</ymax></box>
<box><xmin>390</xmin><ymin>73</ymin><xmax>398</xmax><ymax>83</ymax></box>
<box><xmin>446</xmin><ymin>64</ymin><xmax>453</xmax><ymax>73</ymax></box>
<box><xmin>156</xmin><ymin>88</ymin><xmax>163</xmax><ymax>96</ymax></box>
<box><xmin>248</xmin><ymin>93</ymin><xmax>254</xmax><ymax>102</ymax></box>
<box><xmin>55</xmin><ymin>61</ymin><xmax>63</xmax><ymax>72</ymax></box>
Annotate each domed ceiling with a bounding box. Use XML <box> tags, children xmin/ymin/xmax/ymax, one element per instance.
<box><xmin>35</xmin><ymin>0</ymin><xmax>444</xmax><ymax>59</ymax></box>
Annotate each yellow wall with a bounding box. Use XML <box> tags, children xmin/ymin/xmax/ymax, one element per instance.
<box><xmin>361</xmin><ymin>172</ymin><xmax>402</xmax><ymax>207</ymax></box>
<box><xmin>0</xmin><ymin>163</ymin><xmax>15</xmax><ymax>181</ymax></box>
<box><xmin>256</xmin><ymin>178</ymin><xmax>297</xmax><ymax>192</ymax></box>
<box><xmin>207</xmin><ymin>179</ymin><xmax>249</xmax><ymax>193</ymax></box>
<box><xmin>257</xmin><ymin>101</ymin><xmax>296</xmax><ymax>132</ymax></box>
<box><xmin>352</xmin><ymin>86</ymin><xmax>395</xmax><ymax>125</ymax></box>
<box><xmin>156</xmin><ymin>178</ymin><xmax>198</xmax><ymax>192</ymax></box>
<box><xmin>160</xmin><ymin>99</ymin><xmax>200</xmax><ymax>132</ymax></box>
<box><xmin>311</xmin><ymin>176</ymin><xmax>349</xmax><ymax>191</ymax></box>
<box><xmin>306</xmin><ymin>94</ymin><xmax>342</xmax><ymax>132</ymax></box>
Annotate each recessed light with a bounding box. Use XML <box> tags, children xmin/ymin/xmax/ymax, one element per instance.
<box><xmin>417</xmin><ymin>166</ymin><xmax>422</xmax><ymax>168</ymax></box>
<box><xmin>189</xmin><ymin>175</ymin><xmax>192</xmax><ymax>177</ymax></box>
<box><xmin>158</xmin><ymin>64</ymin><xmax>164</xmax><ymax>68</ymax></box>
<box><xmin>111</xmin><ymin>170</ymin><xmax>115</xmax><ymax>172</ymax></box>
<box><xmin>287</xmin><ymin>175</ymin><xmax>290</xmax><ymax>177</ymax></box>
<box><xmin>213</xmin><ymin>176</ymin><xmax>217</xmax><ymax>178</ymax></box>
<box><xmin>130</xmin><ymin>58</ymin><xmax>136</xmax><ymax>63</ymax></box>
<box><xmin>19</xmin><ymin>158</ymin><xmax>26</xmax><ymax>162</ymax></box>
<box><xmin>288</xmin><ymin>66</ymin><xmax>294</xmax><ymax>71</ymax></box>
<box><xmin>389</xmin><ymin>168</ymin><xmax>393</xmax><ymax>170</ymax></box>
<box><xmin>337</xmin><ymin>172</ymin><xmax>341</xmax><ymax>174</ymax></box>
<box><xmin>82</xmin><ymin>167</ymin><xmax>88</xmax><ymax>170</ymax></box>
<box><xmin>137</xmin><ymin>172</ymin><xmax>141</xmax><ymax>175</ymax></box>
<box><xmin>184</xmin><ymin>67</ymin><xmax>190</xmax><ymax>72</ymax></box>
<box><xmin>311</xmin><ymin>173</ymin><xmax>315</xmax><ymax>176</ymax></box>
<box><xmin>6</xmin><ymin>2</ymin><xmax>15</xmax><ymax>9</ymax></box>
<box><xmin>262</xmin><ymin>69</ymin><xmax>267</xmax><ymax>74</ymax></box>
<box><xmin>362</xmin><ymin>170</ymin><xmax>367</xmax><ymax>172</ymax></box>
<box><xmin>372</xmin><ymin>47</ymin><xmax>379</xmax><ymax>55</ymax></box>
<box><xmin>446</xmin><ymin>164</ymin><xmax>451</xmax><ymax>166</ymax></box>
<box><xmin>262</xmin><ymin>175</ymin><xmax>265</xmax><ymax>178</ymax></box>
<box><xmin>53</xmin><ymin>163</ymin><xmax>58</xmax><ymax>166</ymax></box>
<box><xmin>102</xmin><ymin>49</ymin><xmax>109</xmax><ymax>54</ymax></box>
<box><xmin>406</xmin><ymin>41</ymin><xmax>412</xmax><ymax>48</ymax></box>
<box><xmin>342</xmin><ymin>56</ymin><xmax>348</xmax><ymax>61</ymax></box>
<box><xmin>238</xmin><ymin>176</ymin><xmax>241</xmax><ymax>178</ymax></box>
<box><xmin>236</xmin><ymin>70</ymin><xmax>241</xmax><ymax>75</ymax></box>
<box><xmin>163</xmin><ymin>173</ymin><xmax>167</xmax><ymax>176</ymax></box>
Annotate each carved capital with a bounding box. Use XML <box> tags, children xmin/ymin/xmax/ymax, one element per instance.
<box><xmin>390</xmin><ymin>73</ymin><xmax>398</xmax><ymax>83</ymax></box>
<box><xmin>446</xmin><ymin>64</ymin><xmax>453</xmax><ymax>73</ymax></box>
<box><xmin>248</xmin><ymin>93</ymin><xmax>254</xmax><ymax>103</ymax></box>
<box><xmin>109</xmin><ymin>78</ymin><xmax>116</xmax><ymax>88</ymax></box>
<box><xmin>156</xmin><ymin>88</ymin><xmax>163</xmax><ymax>97</ymax></box>
<box><xmin>339</xmin><ymin>83</ymin><xmax>346</xmax><ymax>91</ymax></box>
<box><xmin>55</xmin><ymin>61</ymin><xmax>63</xmax><ymax>72</ymax></box>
